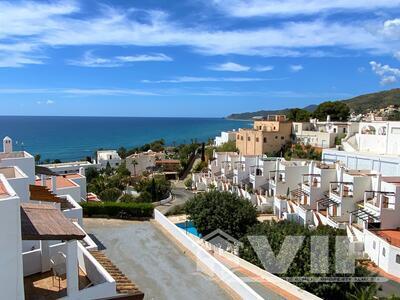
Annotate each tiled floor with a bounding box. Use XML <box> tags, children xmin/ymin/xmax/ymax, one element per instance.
<box><xmin>24</xmin><ymin>269</ymin><xmax>90</xmax><ymax>300</ymax></box>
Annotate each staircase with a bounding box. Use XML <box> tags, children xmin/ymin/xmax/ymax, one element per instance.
<box><xmin>90</xmin><ymin>250</ymin><xmax>144</xmax><ymax>298</ymax></box>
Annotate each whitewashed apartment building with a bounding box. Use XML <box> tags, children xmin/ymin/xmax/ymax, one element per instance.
<box><xmin>0</xmin><ymin>137</ymin><xmax>144</xmax><ymax>300</ymax></box>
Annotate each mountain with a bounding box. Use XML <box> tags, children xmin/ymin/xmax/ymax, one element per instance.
<box><xmin>226</xmin><ymin>89</ymin><xmax>400</xmax><ymax>120</ymax></box>
<box><xmin>342</xmin><ymin>88</ymin><xmax>400</xmax><ymax>114</ymax></box>
<box><xmin>226</xmin><ymin>105</ymin><xmax>317</xmax><ymax>120</ymax></box>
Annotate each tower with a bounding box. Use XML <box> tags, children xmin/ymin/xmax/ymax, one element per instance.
<box><xmin>3</xmin><ymin>136</ymin><xmax>12</xmax><ymax>153</ymax></box>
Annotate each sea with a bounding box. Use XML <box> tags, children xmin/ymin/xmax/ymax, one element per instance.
<box><xmin>0</xmin><ymin>116</ymin><xmax>251</xmax><ymax>161</ymax></box>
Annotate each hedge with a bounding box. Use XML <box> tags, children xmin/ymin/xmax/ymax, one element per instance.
<box><xmin>81</xmin><ymin>201</ymin><xmax>154</xmax><ymax>219</ymax></box>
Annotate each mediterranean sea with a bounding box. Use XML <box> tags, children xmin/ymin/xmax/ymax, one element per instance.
<box><xmin>0</xmin><ymin>116</ymin><xmax>251</xmax><ymax>161</ymax></box>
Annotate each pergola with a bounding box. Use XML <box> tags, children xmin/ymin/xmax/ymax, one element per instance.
<box><xmin>21</xmin><ymin>203</ymin><xmax>85</xmax><ymax>297</ymax></box>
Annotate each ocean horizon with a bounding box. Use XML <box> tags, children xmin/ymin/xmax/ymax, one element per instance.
<box><xmin>0</xmin><ymin>116</ymin><xmax>251</xmax><ymax>161</ymax></box>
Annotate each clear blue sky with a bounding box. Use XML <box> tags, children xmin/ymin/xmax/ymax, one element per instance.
<box><xmin>1</xmin><ymin>0</ymin><xmax>400</xmax><ymax>117</ymax></box>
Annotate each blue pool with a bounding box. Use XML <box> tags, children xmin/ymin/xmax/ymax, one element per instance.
<box><xmin>176</xmin><ymin>221</ymin><xmax>202</xmax><ymax>237</ymax></box>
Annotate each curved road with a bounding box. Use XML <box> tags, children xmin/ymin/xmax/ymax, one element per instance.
<box><xmin>156</xmin><ymin>181</ymin><xmax>195</xmax><ymax>214</ymax></box>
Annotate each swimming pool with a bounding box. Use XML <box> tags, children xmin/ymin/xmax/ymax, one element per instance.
<box><xmin>176</xmin><ymin>221</ymin><xmax>202</xmax><ymax>237</ymax></box>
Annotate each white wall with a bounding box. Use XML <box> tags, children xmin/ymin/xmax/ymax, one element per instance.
<box><xmin>0</xmin><ymin>155</ymin><xmax>35</xmax><ymax>184</ymax></box>
<box><xmin>364</xmin><ymin>230</ymin><xmax>400</xmax><ymax>277</ymax></box>
<box><xmin>0</xmin><ymin>178</ymin><xmax>24</xmax><ymax>300</ymax></box>
<box><xmin>323</xmin><ymin>149</ymin><xmax>400</xmax><ymax>176</ymax></box>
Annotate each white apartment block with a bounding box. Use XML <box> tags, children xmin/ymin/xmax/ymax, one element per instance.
<box><xmin>214</xmin><ymin>130</ymin><xmax>237</xmax><ymax>147</ymax></box>
<box><xmin>97</xmin><ymin>150</ymin><xmax>122</xmax><ymax>169</ymax></box>
<box><xmin>40</xmin><ymin>160</ymin><xmax>101</xmax><ymax>175</ymax></box>
<box><xmin>0</xmin><ymin>137</ymin><xmax>144</xmax><ymax>300</ymax></box>
<box><xmin>292</xmin><ymin>117</ymin><xmax>353</xmax><ymax>148</ymax></box>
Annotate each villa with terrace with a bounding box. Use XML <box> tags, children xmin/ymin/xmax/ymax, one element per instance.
<box><xmin>0</xmin><ymin>136</ymin><xmax>144</xmax><ymax>300</ymax></box>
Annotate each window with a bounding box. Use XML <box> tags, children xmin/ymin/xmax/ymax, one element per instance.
<box><xmin>281</xmin><ymin>136</ymin><xmax>284</xmax><ymax>140</ymax></box>
<box><xmin>275</xmin><ymin>136</ymin><xmax>278</xmax><ymax>139</ymax></box>
<box><xmin>396</xmin><ymin>254</ymin><xmax>400</xmax><ymax>264</ymax></box>
<box><xmin>333</xmin><ymin>128</ymin><xmax>337</xmax><ymax>133</ymax></box>
<box><xmin>241</xmin><ymin>136</ymin><xmax>243</xmax><ymax>141</ymax></box>
<box><xmin>294</xmin><ymin>125</ymin><xmax>299</xmax><ymax>132</ymax></box>
<box><xmin>373</xmin><ymin>241</ymin><xmax>376</xmax><ymax>249</ymax></box>
<box><xmin>382</xmin><ymin>247</ymin><xmax>386</xmax><ymax>257</ymax></box>
<box><xmin>343</xmin><ymin>128</ymin><xmax>346</xmax><ymax>133</ymax></box>
<box><xmin>263</xmin><ymin>137</ymin><xmax>267</xmax><ymax>143</ymax></box>
<box><xmin>247</xmin><ymin>137</ymin><xmax>251</xmax><ymax>141</ymax></box>
<box><xmin>392</xmin><ymin>127</ymin><xmax>400</xmax><ymax>134</ymax></box>
<box><xmin>237</xmin><ymin>135</ymin><xmax>240</xmax><ymax>140</ymax></box>
<box><xmin>256</xmin><ymin>137</ymin><xmax>259</xmax><ymax>142</ymax></box>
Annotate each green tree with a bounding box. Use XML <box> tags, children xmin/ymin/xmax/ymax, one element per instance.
<box><xmin>217</xmin><ymin>140</ymin><xmax>237</xmax><ymax>152</ymax></box>
<box><xmin>99</xmin><ymin>187</ymin><xmax>122</xmax><ymax>202</ymax></box>
<box><xmin>119</xmin><ymin>194</ymin><xmax>136</xmax><ymax>203</ymax></box>
<box><xmin>312</xmin><ymin>101</ymin><xmax>350</xmax><ymax>121</ymax></box>
<box><xmin>287</xmin><ymin>108</ymin><xmax>311</xmax><ymax>122</ymax></box>
<box><xmin>117</xmin><ymin>147</ymin><xmax>127</xmax><ymax>159</ymax></box>
<box><xmin>185</xmin><ymin>191</ymin><xmax>258</xmax><ymax>239</ymax></box>
<box><xmin>184</xmin><ymin>178</ymin><xmax>193</xmax><ymax>189</ymax></box>
<box><xmin>34</xmin><ymin>154</ymin><xmax>41</xmax><ymax>164</ymax></box>
<box><xmin>85</xmin><ymin>167</ymin><xmax>99</xmax><ymax>184</ymax></box>
<box><xmin>239</xmin><ymin>221</ymin><xmax>377</xmax><ymax>299</ymax></box>
<box><xmin>105</xmin><ymin>161</ymin><xmax>113</xmax><ymax>175</ymax></box>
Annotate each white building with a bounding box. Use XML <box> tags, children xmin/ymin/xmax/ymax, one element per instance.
<box><xmin>126</xmin><ymin>150</ymin><xmax>164</xmax><ymax>176</ymax></box>
<box><xmin>214</xmin><ymin>130</ymin><xmax>237</xmax><ymax>147</ymax></box>
<box><xmin>292</xmin><ymin>117</ymin><xmax>357</xmax><ymax>149</ymax></box>
<box><xmin>0</xmin><ymin>137</ymin><xmax>144</xmax><ymax>300</ymax></box>
<box><xmin>97</xmin><ymin>150</ymin><xmax>122</xmax><ymax>169</ymax></box>
<box><xmin>40</xmin><ymin>160</ymin><xmax>101</xmax><ymax>175</ymax></box>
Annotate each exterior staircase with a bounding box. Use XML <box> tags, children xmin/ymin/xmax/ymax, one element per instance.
<box><xmin>89</xmin><ymin>250</ymin><xmax>144</xmax><ymax>299</ymax></box>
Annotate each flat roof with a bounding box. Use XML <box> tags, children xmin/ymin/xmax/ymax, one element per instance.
<box><xmin>35</xmin><ymin>175</ymin><xmax>80</xmax><ymax>189</ymax></box>
<box><xmin>20</xmin><ymin>203</ymin><xmax>85</xmax><ymax>240</ymax></box>
<box><xmin>0</xmin><ymin>151</ymin><xmax>28</xmax><ymax>160</ymax></box>
<box><xmin>39</xmin><ymin>161</ymin><xmax>94</xmax><ymax>168</ymax></box>
<box><xmin>0</xmin><ymin>166</ymin><xmax>25</xmax><ymax>179</ymax></box>
<box><xmin>373</xmin><ymin>229</ymin><xmax>400</xmax><ymax>248</ymax></box>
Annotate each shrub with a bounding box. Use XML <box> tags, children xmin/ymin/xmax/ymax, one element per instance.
<box><xmin>81</xmin><ymin>202</ymin><xmax>153</xmax><ymax>219</ymax></box>
<box><xmin>165</xmin><ymin>203</ymin><xmax>186</xmax><ymax>216</ymax></box>
<box><xmin>99</xmin><ymin>187</ymin><xmax>122</xmax><ymax>202</ymax></box>
<box><xmin>119</xmin><ymin>194</ymin><xmax>136</xmax><ymax>203</ymax></box>
<box><xmin>185</xmin><ymin>190</ymin><xmax>258</xmax><ymax>239</ymax></box>
<box><xmin>136</xmin><ymin>191</ymin><xmax>152</xmax><ymax>203</ymax></box>
<box><xmin>184</xmin><ymin>178</ymin><xmax>193</xmax><ymax>189</ymax></box>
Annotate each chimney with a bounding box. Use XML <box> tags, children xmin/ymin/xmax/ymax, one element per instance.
<box><xmin>41</xmin><ymin>174</ymin><xmax>46</xmax><ymax>186</ymax></box>
<box><xmin>3</xmin><ymin>136</ymin><xmax>12</xmax><ymax>153</ymax></box>
<box><xmin>51</xmin><ymin>176</ymin><xmax>57</xmax><ymax>193</ymax></box>
<box><xmin>79</xmin><ymin>167</ymin><xmax>85</xmax><ymax>176</ymax></box>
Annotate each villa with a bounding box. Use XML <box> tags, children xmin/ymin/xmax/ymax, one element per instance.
<box><xmin>126</xmin><ymin>150</ymin><xmax>164</xmax><ymax>176</ymax></box>
<box><xmin>214</xmin><ymin>130</ymin><xmax>237</xmax><ymax>147</ymax></box>
<box><xmin>97</xmin><ymin>150</ymin><xmax>122</xmax><ymax>169</ymax></box>
<box><xmin>39</xmin><ymin>160</ymin><xmax>101</xmax><ymax>175</ymax></box>
<box><xmin>236</xmin><ymin>115</ymin><xmax>292</xmax><ymax>156</ymax></box>
<box><xmin>0</xmin><ymin>137</ymin><xmax>144</xmax><ymax>300</ymax></box>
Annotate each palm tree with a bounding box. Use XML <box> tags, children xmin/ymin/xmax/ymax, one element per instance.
<box><xmin>131</xmin><ymin>159</ymin><xmax>138</xmax><ymax>176</ymax></box>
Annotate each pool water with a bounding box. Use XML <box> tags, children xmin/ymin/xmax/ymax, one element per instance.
<box><xmin>176</xmin><ymin>221</ymin><xmax>202</xmax><ymax>238</ymax></box>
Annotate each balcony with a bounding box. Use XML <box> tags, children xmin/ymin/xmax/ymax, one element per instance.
<box><xmin>329</xmin><ymin>181</ymin><xmax>353</xmax><ymax>199</ymax></box>
<box><xmin>364</xmin><ymin>191</ymin><xmax>396</xmax><ymax>212</ymax></box>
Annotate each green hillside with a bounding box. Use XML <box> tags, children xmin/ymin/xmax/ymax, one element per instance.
<box><xmin>342</xmin><ymin>88</ymin><xmax>400</xmax><ymax>114</ymax></box>
<box><xmin>226</xmin><ymin>89</ymin><xmax>400</xmax><ymax>120</ymax></box>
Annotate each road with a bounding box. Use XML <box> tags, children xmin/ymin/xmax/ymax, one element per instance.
<box><xmin>156</xmin><ymin>181</ymin><xmax>195</xmax><ymax>214</ymax></box>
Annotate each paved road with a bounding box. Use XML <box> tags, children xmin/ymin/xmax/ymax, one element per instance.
<box><xmin>84</xmin><ymin>219</ymin><xmax>232</xmax><ymax>300</ymax></box>
<box><xmin>156</xmin><ymin>181</ymin><xmax>195</xmax><ymax>214</ymax></box>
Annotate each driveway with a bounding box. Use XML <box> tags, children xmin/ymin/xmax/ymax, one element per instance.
<box><xmin>84</xmin><ymin>218</ymin><xmax>232</xmax><ymax>300</ymax></box>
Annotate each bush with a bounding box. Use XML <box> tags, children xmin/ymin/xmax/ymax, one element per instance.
<box><xmin>81</xmin><ymin>201</ymin><xmax>153</xmax><ymax>219</ymax></box>
<box><xmin>119</xmin><ymin>194</ymin><xmax>136</xmax><ymax>203</ymax></box>
<box><xmin>165</xmin><ymin>203</ymin><xmax>186</xmax><ymax>216</ymax></box>
<box><xmin>99</xmin><ymin>187</ymin><xmax>122</xmax><ymax>202</ymax></box>
<box><xmin>185</xmin><ymin>190</ymin><xmax>258</xmax><ymax>239</ymax></box>
<box><xmin>184</xmin><ymin>178</ymin><xmax>193</xmax><ymax>189</ymax></box>
<box><xmin>135</xmin><ymin>176</ymin><xmax>171</xmax><ymax>202</ymax></box>
<box><xmin>136</xmin><ymin>191</ymin><xmax>152</xmax><ymax>203</ymax></box>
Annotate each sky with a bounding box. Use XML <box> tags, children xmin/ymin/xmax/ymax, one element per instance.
<box><xmin>1</xmin><ymin>0</ymin><xmax>400</xmax><ymax>117</ymax></box>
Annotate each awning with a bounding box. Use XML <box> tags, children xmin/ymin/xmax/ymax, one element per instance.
<box><xmin>21</xmin><ymin>203</ymin><xmax>85</xmax><ymax>241</ymax></box>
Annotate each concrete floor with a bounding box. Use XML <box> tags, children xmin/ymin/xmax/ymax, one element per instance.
<box><xmin>84</xmin><ymin>218</ymin><xmax>233</xmax><ymax>300</ymax></box>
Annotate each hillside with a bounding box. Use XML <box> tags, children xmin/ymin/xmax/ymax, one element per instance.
<box><xmin>342</xmin><ymin>88</ymin><xmax>400</xmax><ymax>114</ymax></box>
<box><xmin>227</xmin><ymin>105</ymin><xmax>316</xmax><ymax>120</ymax></box>
<box><xmin>226</xmin><ymin>89</ymin><xmax>400</xmax><ymax>120</ymax></box>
